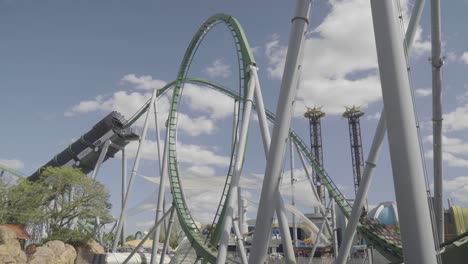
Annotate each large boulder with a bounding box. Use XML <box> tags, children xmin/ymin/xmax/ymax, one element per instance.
<box><xmin>86</xmin><ymin>240</ymin><xmax>105</xmax><ymax>254</ymax></box>
<box><xmin>0</xmin><ymin>226</ymin><xmax>27</xmax><ymax>264</ymax></box>
<box><xmin>75</xmin><ymin>240</ymin><xmax>106</xmax><ymax>264</ymax></box>
<box><xmin>29</xmin><ymin>247</ymin><xmax>55</xmax><ymax>264</ymax></box>
<box><xmin>29</xmin><ymin>240</ymin><xmax>76</xmax><ymax>264</ymax></box>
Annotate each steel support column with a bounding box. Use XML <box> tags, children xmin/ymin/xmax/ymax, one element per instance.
<box><xmin>253</xmin><ymin>68</ymin><xmax>296</xmax><ymax>263</ymax></box>
<box><xmin>370</xmin><ymin>1</ymin><xmax>437</xmax><ymax>263</ymax></box>
<box><xmin>431</xmin><ymin>0</ymin><xmax>444</xmax><ymax>243</ymax></box>
<box><xmin>335</xmin><ymin>0</ymin><xmax>428</xmax><ymax>261</ymax></box>
<box><xmin>113</xmin><ymin>88</ymin><xmax>157</xmax><ymax>252</ymax></box>
<box><xmin>216</xmin><ymin>65</ymin><xmax>257</xmax><ymax>263</ymax></box>
<box><xmin>248</xmin><ymin>1</ymin><xmax>311</xmax><ymax>262</ymax></box>
<box><xmin>151</xmin><ymin>93</ymin><xmax>170</xmax><ymax>264</ymax></box>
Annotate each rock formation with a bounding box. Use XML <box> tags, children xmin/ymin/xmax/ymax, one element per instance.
<box><xmin>0</xmin><ymin>226</ymin><xmax>27</xmax><ymax>264</ymax></box>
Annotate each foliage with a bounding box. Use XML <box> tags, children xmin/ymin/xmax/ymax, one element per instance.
<box><xmin>1</xmin><ymin>177</ymin><xmax>44</xmax><ymax>225</ymax></box>
<box><xmin>0</xmin><ymin>167</ymin><xmax>113</xmax><ymax>240</ymax></box>
<box><xmin>125</xmin><ymin>234</ymin><xmax>135</xmax><ymax>242</ymax></box>
<box><xmin>44</xmin><ymin>227</ymin><xmax>93</xmax><ymax>247</ymax></box>
<box><xmin>36</xmin><ymin>167</ymin><xmax>113</xmax><ymax>232</ymax></box>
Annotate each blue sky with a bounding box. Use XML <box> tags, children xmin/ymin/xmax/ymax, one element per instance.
<box><xmin>1</xmin><ymin>0</ymin><xmax>468</xmax><ymax>234</ymax></box>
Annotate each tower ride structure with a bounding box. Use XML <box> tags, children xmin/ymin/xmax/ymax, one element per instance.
<box><xmin>304</xmin><ymin>107</ymin><xmax>326</xmax><ymax>205</ymax></box>
<box><xmin>343</xmin><ymin>106</ymin><xmax>365</xmax><ymax>195</ymax></box>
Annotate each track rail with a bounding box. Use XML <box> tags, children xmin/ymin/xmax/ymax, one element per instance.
<box><xmin>0</xmin><ymin>163</ymin><xmax>25</xmax><ymax>178</ymax></box>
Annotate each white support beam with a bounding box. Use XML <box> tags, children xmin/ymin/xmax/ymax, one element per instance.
<box><xmin>370</xmin><ymin>1</ymin><xmax>437</xmax><ymax>263</ymax></box>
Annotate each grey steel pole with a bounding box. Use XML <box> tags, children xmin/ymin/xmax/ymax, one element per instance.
<box><xmin>290</xmin><ymin>138</ymin><xmax>298</xmax><ymax>247</ymax></box>
<box><xmin>335</xmin><ymin>0</ymin><xmax>427</xmax><ymax>261</ymax></box>
<box><xmin>368</xmin><ymin>247</ymin><xmax>374</xmax><ymax>264</ymax></box>
<box><xmin>89</xmin><ymin>140</ymin><xmax>110</xmax><ymax>246</ymax></box>
<box><xmin>154</xmin><ymin>93</ymin><xmax>169</xmax><ymax>234</ymax></box>
<box><xmin>335</xmin><ymin>117</ymin><xmax>386</xmax><ymax>264</ymax></box>
<box><xmin>307</xmin><ymin>219</ymin><xmax>326</xmax><ymax>264</ymax></box>
<box><xmin>330</xmin><ymin>201</ymin><xmax>338</xmax><ymax>258</ymax></box>
<box><xmin>113</xmin><ymin>88</ymin><xmax>157</xmax><ymax>252</ymax></box>
<box><xmin>96</xmin><ymin>217</ymin><xmax>103</xmax><ymax>245</ymax></box>
<box><xmin>431</xmin><ymin>0</ymin><xmax>444</xmax><ymax>243</ymax></box>
<box><xmin>121</xmin><ymin>148</ymin><xmax>127</xmax><ymax>246</ymax></box>
<box><xmin>276</xmin><ymin>195</ymin><xmax>297</xmax><ymax>263</ymax></box>
<box><xmin>159</xmin><ymin>204</ymin><xmax>176</xmax><ymax>264</ymax></box>
<box><xmin>253</xmin><ymin>70</ymin><xmax>296</xmax><ymax>263</ymax></box>
<box><xmin>237</xmin><ymin>187</ymin><xmax>246</xmax><ymax>235</ymax></box>
<box><xmin>232</xmin><ymin>100</ymin><xmax>239</xmax><ymax>150</ymax></box>
<box><xmin>248</xmin><ymin>1</ymin><xmax>311</xmax><ymax>262</ymax></box>
<box><xmin>370</xmin><ymin>1</ymin><xmax>437</xmax><ymax>263</ymax></box>
<box><xmin>232</xmin><ymin>217</ymin><xmax>248</xmax><ymax>264</ymax></box>
<box><xmin>249</xmin><ymin>0</ymin><xmax>311</xmax><ymax>264</ymax></box>
<box><xmin>253</xmin><ymin>70</ymin><xmax>270</xmax><ymax>157</ymax></box>
<box><xmin>151</xmin><ymin>94</ymin><xmax>170</xmax><ymax>264</ymax></box>
<box><xmin>90</xmin><ymin>140</ymin><xmax>111</xmax><ymax>180</ymax></box>
<box><xmin>294</xmin><ymin>143</ymin><xmax>332</xmax><ymax>236</ymax></box>
<box><xmin>122</xmin><ymin>206</ymin><xmax>174</xmax><ymax>264</ymax></box>
<box><xmin>405</xmin><ymin>0</ymin><xmax>426</xmax><ymax>48</ymax></box>
<box><xmin>216</xmin><ymin>65</ymin><xmax>257</xmax><ymax>263</ymax></box>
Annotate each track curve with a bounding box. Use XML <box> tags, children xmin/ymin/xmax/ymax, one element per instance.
<box><xmin>0</xmin><ymin>163</ymin><xmax>25</xmax><ymax>178</ymax></box>
<box><xmin>166</xmin><ymin>14</ymin><xmax>255</xmax><ymax>263</ymax></box>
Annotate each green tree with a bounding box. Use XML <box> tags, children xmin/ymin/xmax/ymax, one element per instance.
<box><xmin>2</xmin><ymin>177</ymin><xmax>44</xmax><ymax>225</ymax></box>
<box><xmin>36</xmin><ymin>167</ymin><xmax>113</xmax><ymax>233</ymax></box>
<box><xmin>125</xmin><ymin>234</ymin><xmax>135</xmax><ymax>242</ymax></box>
<box><xmin>1</xmin><ymin>166</ymin><xmax>113</xmax><ymax>241</ymax></box>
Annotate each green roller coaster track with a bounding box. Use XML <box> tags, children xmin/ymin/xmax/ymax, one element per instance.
<box><xmin>141</xmin><ymin>12</ymin><xmax>404</xmax><ymax>263</ymax></box>
<box><xmin>0</xmin><ymin>163</ymin><xmax>25</xmax><ymax>178</ymax></box>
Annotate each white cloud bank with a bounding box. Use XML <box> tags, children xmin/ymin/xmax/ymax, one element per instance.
<box><xmin>425</xmin><ymin>135</ymin><xmax>468</xmax><ymax>168</ymax></box>
<box><xmin>461</xmin><ymin>52</ymin><xmax>468</xmax><ymax>64</ymax></box>
<box><xmin>0</xmin><ymin>159</ymin><xmax>25</xmax><ymax>170</ymax></box>
<box><xmin>264</xmin><ymin>0</ymin><xmax>430</xmax><ymax>116</ymax></box>
<box><xmin>444</xmin><ymin>176</ymin><xmax>468</xmax><ymax>203</ymax></box>
<box><xmin>66</xmin><ymin>74</ymin><xmax>236</xmax><ymax>137</ymax></box>
<box><xmin>205</xmin><ymin>58</ymin><xmax>231</xmax><ymax>78</ymax></box>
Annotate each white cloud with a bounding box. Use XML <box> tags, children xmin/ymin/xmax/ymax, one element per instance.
<box><xmin>186</xmin><ymin>166</ymin><xmax>216</xmax><ymax>177</ymax></box>
<box><xmin>461</xmin><ymin>52</ymin><xmax>468</xmax><ymax>64</ymax></box>
<box><xmin>121</xmin><ymin>74</ymin><xmax>167</xmax><ymax>90</ymax></box>
<box><xmin>178</xmin><ymin>114</ymin><xmax>216</xmax><ymax>136</ymax></box>
<box><xmin>205</xmin><ymin>59</ymin><xmax>231</xmax><ymax>78</ymax></box>
<box><xmin>415</xmin><ymin>88</ymin><xmax>432</xmax><ymax>97</ymax></box>
<box><xmin>265</xmin><ymin>34</ymin><xmax>287</xmax><ymax>79</ymax></box>
<box><xmin>264</xmin><ymin>0</ymin><xmax>429</xmax><ymax>116</ymax></box>
<box><xmin>250</xmin><ymin>46</ymin><xmax>260</xmax><ymax>56</ymax></box>
<box><xmin>66</xmin><ymin>75</ymin><xmax>242</xmax><ymax>136</ymax></box>
<box><xmin>65</xmin><ymin>91</ymin><xmax>152</xmax><ymax>117</ymax></box>
<box><xmin>177</xmin><ymin>143</ymin><xmax>230</xmax><ymax>167</ymax></box>
<box><xmin>125</xmin><ymin>139</ymin><xmax>230</xmax><ymax>167</ymax></box>
<box><xmin>0</xmin><ymin>159</ymin><xmax>25</xmax><ymax>170</ymax></box>
<box><xmin>442</xmin><ymin>177</ymin><xmax>468</xmax><ymax>203</ymax></box>
<box><xmin>366</xmin><ymin>112</ymin><xmax>381</xmax><ymax>121</ymax></box>
<box><xmin>425</xmin><ymin>135</ymin><xmax>468</xmax><ymax>168</ymax></box>
<box><xmin>137</xmin><ymin>172</ymin><xmax>262</xmax><ymax>223</ymax></box>
<box><xmin>443</xmin><ymin>104</ymin><xmax>468</xmax><ymax>132</ymax></box>
<box><xmin>183</xmin><ymin>83</ymin><xmax>234</xmax><ymax>120</ymax></box>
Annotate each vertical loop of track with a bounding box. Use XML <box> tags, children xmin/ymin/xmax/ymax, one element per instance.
<box><xmin>166</xmin><ymin>14</ymin><xmax>255</xmax><ymax>263</ymax></box>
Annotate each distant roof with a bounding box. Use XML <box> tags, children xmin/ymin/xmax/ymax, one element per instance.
<box><xmin>1</xmin><ymin>224</ymin><xmax>31</xmax><ymax>240</ymax></box>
